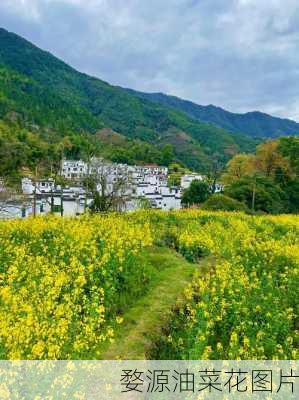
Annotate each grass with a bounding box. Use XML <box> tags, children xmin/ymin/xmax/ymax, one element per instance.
<box><xmin>100</xmin><ymin>245</ymin><xmax>211</xmax><ymax>359</ymax></box>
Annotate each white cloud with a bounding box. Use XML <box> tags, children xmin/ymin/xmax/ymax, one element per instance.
<box><xmin>1</xmin><ymin>0</ymin><xmax>40</xmax><ymax>20</ymax></box>
<box><xmin>0</xmin><ymin>0</ymin><xmax>299</xmax><ymax>120</ymax></box>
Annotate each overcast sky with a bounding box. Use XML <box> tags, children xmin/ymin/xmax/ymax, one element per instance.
<box><xmin>1</xmin><ymin>0</ymin><xmax>299</xmax><ymax>121</ymax></box>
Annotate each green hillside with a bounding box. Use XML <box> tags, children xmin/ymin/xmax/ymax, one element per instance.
<box><xmin>126</xmin><ymin>90</ymin><xmax>299</xmax><ymax>139</ymax></box>
<box><xmin>0</xmin><ymin>27</ymin><xmax>256</xmax><ymax>176</ymax></box>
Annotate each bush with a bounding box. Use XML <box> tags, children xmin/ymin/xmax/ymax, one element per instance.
<box><xmin>202</xmin><ymin>194</ymin><xmax>248</xmax><ymax>212</ymax></box>
<box><xmin>182</xmin><ymin>180</ymin><xmax>210</xmax><ymax>206</ymax></box>
<box><xmin>225</xmin><ymin>176</ymin><xmax>287</xmax><ymax>214</ymax></box>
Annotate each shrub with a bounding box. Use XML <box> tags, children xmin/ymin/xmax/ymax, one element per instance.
<box><xmin>202</xmin><ymin>194</ymin><xmax>248</xmax><ymax>212</ymax></box>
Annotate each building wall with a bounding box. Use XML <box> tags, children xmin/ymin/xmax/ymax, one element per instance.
<box><xmin>181</xmin><ymin>174</ymin><xmax>204</xmax><ymax>189</ymax></box>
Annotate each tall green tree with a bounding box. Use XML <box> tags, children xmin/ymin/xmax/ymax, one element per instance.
<box><xmin>182</xmin><ymin>180</ymin><xmax>210</xmax><ymax>207</ymax></box>
<box><xmin>161</xmin><ymin>144</ymin><xmax>175</xmax><ymax>166</ymax></box>
<box><xmin>225</xmin><ymin>175</ymin><xmax>287</xmax><ymax>214</ymax></box>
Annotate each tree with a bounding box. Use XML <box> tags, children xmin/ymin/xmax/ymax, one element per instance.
<box><xmin>255</xmin><ymin>140</ymin><xmax>290</xmax><ymax>178</ymax></box>
<box><xmin>161</xmin><ymin>144</ymin><xmax>174</xmax><ymax>166</ymax></box>
<box><xmin>85</xmin><ymin>159</ymin><xmax>131</xmax><ymax>212</ymax></box>
<box><xmin>284</xmin><ymin>179</ymin><xmax>299</xmax><ymax>213</ymax></box>
<box><xmin>278</xmin><ymin>136</ymin><xmax>299</xmax><ymax>175</ymax></box>
<box><xmin>182</xmin><ymin>180</ymin><xmax>210</xmax><ymax>207</ymax></box>
<box><xmin>221</xmin><ymin>153</ymin><xmax>257</xmax><ymax>184</ymax></box>
<box><xmin>167</xmin><ymin>163</ymin><xmax>188</xmax><ymax>186</ymax></box>
<box><xmin>202</xmin><ymin>194</ymin><xmax>248</xmax><ymax>212</ymax></box>
<box><xmin>225</xmin><ymin>175</ymin><xmax>287</xmax><ymax>214</ymax></box>
<box><xmin>206</xmin><ymin>152</ymin><xmax>223</xmax><ymax>193</ymax></box>
<box><xmin>136</xmin><ymin>197</ymin><xmax>151</xmax><ymax>209</ymax></box>
<box><xmin>219</xmin><ymin>137</ymin><xmax>298</xmax><ymax>214</ymax></box>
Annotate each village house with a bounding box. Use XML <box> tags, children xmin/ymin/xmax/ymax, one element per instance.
<box><xmin>61</xmin><ymin>160</ymin><xmax>88</xmax><ymax>181</ymax></box>
<box><xmin>1</xmin><ymin>159</ymin><xmax>224</xmax><ymax>219</ymax></box>
<box><xmin>180</xmin><ymin>173</ymin><xmax>205</xmax><ymax>189</ymax></box>
<box><xmin>22</xmin><ymin>177</ymin><xmax>55</xmax><ymax>194</ymax></box>
<box><xmin>180</xmin><ymin>173</ymin><xmax>224</xmax><ymax>193</ymax></box>
<box><xmin>60</xmin><ymin>158</ymin><xmax>176</xmax><ymax>212</ymax></box>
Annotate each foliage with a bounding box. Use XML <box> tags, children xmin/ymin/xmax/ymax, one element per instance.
<box><xmin>225</xmin><ymin>175</ymin><xmax>286</xmax><ymax>214</ymax></box>
<box><xmin>222</xmin><ymin>153</ymin><xmax>257</xmax><ymax>183</ymax></box>
<box><xmin>161</xmin><ymin>144</ymin><xmax>175</xmax><ymax>166</ymax></box>
<box><xmin>255</xmin><ymin>140</ymin><xmax>290</xmax><ymax>177</ymax></box>
<box><xmin>202</xmin><ymin>193</ymin><xmax>248</xmax><ymax>212</ymax></box>
<box><xmin>148</xmin><ymin>210</ymin><xmax>299</xmax><ymax>360</ymax></box>
<box><xmin>222</xmin><ymin>137</ymin><xmax>299</xmax><ymax>213</ymax></box>
<box><xmin>86</xmin><ymin>167</ymin><xmax>129</xmax><ymax>213</ymax></box>
<box><xmin>0</xmin><ymin>28</ymin><xmax>256</xmax><ymax>176</ymax></box>
<box><xmin>283</xmin><ymin>179</ymin><xmax>299</xmax><ymax>213</ymax></box>
<box><xmin>136</xmin><ymin>197</ymin><xmax>152</xmax><ymax>209</ymax></box>
<box><xmin>0</xmin><ymin>210</ymin><xmax>298</xmax><ymax>360</ymax></box>
<box><xmin>181</xmin><ymin>180</ymin><xmax>210</xmax><ymax>206</ymax></box>
<box><xmin>167</xmin><ymin>163</ymin><xmax>189</xmax><ymax>186</ymax></box>
<box><xmin>0</xmin><ymin>118</ymin><xmax>172</xmax><ymax>179</ymax></box>
<box><xmin>278</xmin><ymin>136</ymin><xmax>299</xmax><ymax>175</ymax></box>
<box><xmin>0</xmin><ymin>214</ymin><xmax>152</xmax><ymax>359</ymax></box>
<box><xmin>129</xmin><ymin>89</ymin><xmax>299</xmax><ymax>138</ymax></box>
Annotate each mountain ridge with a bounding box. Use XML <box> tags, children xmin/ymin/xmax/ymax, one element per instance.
<box><xmin>125</xmin><ymin>89</ymin><xmax>299</xmax><ymax>139</ymax></box>
<box><xmin>0</xmin><ymin>27</ymin><xmax>278</xmax><ymax>177</ymax></box>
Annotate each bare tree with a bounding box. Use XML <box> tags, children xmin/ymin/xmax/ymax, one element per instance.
<box><xmin>206</xmin><ymin>153</ymin><xmax>224</xmax><ymax>193</ymax></box>
<box><xmin>84</xmin><ymin>159</ymin><xmax>132</xmax><ymax>212</ymax></box>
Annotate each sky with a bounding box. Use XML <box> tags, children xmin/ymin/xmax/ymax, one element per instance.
<box><xmin>0</xmin><ymin>0</ymin><xmax>299</xmax><ymax>121</ymax></box>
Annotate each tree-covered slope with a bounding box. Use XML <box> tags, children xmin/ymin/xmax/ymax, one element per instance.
<box><xmin>126</xmin><ymin>90</ymin><xmax>299</xmax><ymax>139</ymax></box>
<box><xmin>0</xmin><ymin>27</ymin><xmax>256</xmax><ymax>174</ymax></box>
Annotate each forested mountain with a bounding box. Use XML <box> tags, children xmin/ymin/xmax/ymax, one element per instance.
<box><xmin>0</xmin><ymin>27</ymin><xmax>256</xmax><ymax>177</ymax></box>
<box><xmin>126</xmin><ymin>90</ymin><xmax>299</xmax><ymax>139</ymax></box>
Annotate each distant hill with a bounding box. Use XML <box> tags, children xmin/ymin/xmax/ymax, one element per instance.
<box><xmin>125</xmin><ymin>90</ymin><xmax>299</xmax><ymax>139</ymax></box>
<box><xmin>0</xmin><ymin>27</ymin><xmax>256</xmax><ymax>176</ymax></box>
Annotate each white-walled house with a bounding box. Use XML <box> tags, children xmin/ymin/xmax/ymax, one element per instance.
<box><xmin>22</xmin><ymin>178</ymin><xmax>55</xmax><ymax>194</ymax></box>
<box><xmin>61</xmin><ymin>159</ymin><xmax>168</xmax><ymax>183</ymax></box>
<box><xmin>1</xmin><ymin>159</ymin><xmax>228</xmax><ymax>219</ymax></box>
<box><xmin>180</xmin><ymin>174</ymin><xmax>223</xmax><ymax>195</ymax></box>
<box><xmin>0</xmin><ymin>178</ymin><xmax>93</xmax><ymax>219</ymax></box>
<box><xmin>180</xmin><ymin>174</ymin><xmax>204</xmax><ymax>189</ymax></box>
<box><xmin>0</xmin><ymin>196</ymin><xmax>48</xmax><ymax>219</ymax></box>
<box><xmin>0</xmin><ymin>201</ymin><xmax>29</xmax><ymax>219</ymax></box>
<box><xmin>1</xmin><ymin>161</ymin><xmax>180</xmax><ymax>219</ymax></box>
<box><xmin>61</xmin><ymin>160</ymin><xmax>88</xmax><ymax>180</ymax></box>
<box><xmin>133</xmin><ymin>183</ymin><xmax>181</xmax><ymax>210</ymax></box>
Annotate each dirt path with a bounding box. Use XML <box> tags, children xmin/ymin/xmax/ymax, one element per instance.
<box><xmin>100</xmin><ymin>246</ymin><xmax>211</xmax><ymax>359</ymax></box>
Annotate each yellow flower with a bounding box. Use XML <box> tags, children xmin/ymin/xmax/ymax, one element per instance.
<box><xmin>116</xmin><ymin>316</ymin><xmax>124</xmax><ymax>324</ymax></box>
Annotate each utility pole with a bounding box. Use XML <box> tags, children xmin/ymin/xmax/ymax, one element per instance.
<box><xmin>33</xmin><ymin>166</ymin><xmax>37</xmax><ymax>217</ymax></box>
<box><xmin>251</xmin><ymin>176</ymin><xmax>256</xmax><ymax>213</ymax></box>
<box><xmin>60</xmin><ymin>148</ymin><xmax>65</xmax><ymax>217</ymax></box>
<box><xmin>60</xmin><ymin>185</ymin><xmax>64</xmax><ymax>217</ymax></box>
<box><xmin>84</xmin><ymin>152</ymin><xmax>93</xmax><ymax>212</ymax></box>
<box><xmin>50</xmin><ymin>186</ymin><xmax>54</xmax><ymax>213</ymax></box>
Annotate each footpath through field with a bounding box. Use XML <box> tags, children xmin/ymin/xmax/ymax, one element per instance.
<box><xmin>100</xmin><ymin>246</ymin><xmax>211</xmax><ymax>359</ymax></box>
